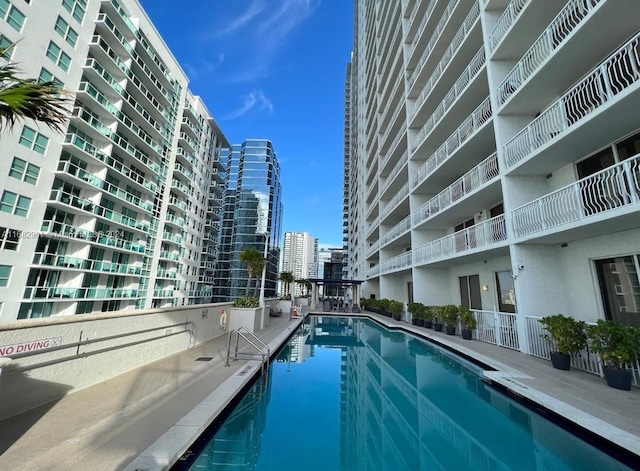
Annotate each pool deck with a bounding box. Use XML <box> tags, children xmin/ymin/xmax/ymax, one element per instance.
<box><xmin>0</xmin><ymin>307</ymin><xmax>639</xmax><ymax>470</ymax></box>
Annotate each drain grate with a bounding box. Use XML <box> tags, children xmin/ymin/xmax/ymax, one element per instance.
<box><xmin>195</xmin><ymin>357</ymin><xmax>213</xmax><ymax>362</ymax></box>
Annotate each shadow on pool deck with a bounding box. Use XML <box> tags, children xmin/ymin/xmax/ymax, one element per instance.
<box><xmin>0</xmin><ymin>306</ymin><xmax>638</xmax><ymax>470</ymax></box>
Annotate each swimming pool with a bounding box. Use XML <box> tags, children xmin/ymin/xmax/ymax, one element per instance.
<box><xmin>179</xmin><ymin>316</ymin><xmax>633</xmax><ymax>470</ymax></box>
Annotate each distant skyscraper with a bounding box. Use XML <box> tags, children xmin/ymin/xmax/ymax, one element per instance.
<box><xmin>281</xmin><ymin>232</ymin><xmax>318</xmax><ymax>296</ymax></box>
<box><xmin>213</xmin><ymin>140</ymin><xmax>283</xmax><ymax>301</ymax></box>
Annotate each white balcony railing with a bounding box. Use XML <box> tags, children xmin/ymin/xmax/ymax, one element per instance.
<box><xmin>410</xmin><ymin>46</ymin><xmax>485</xmax><ymax>150</ymax></box>
<box><xmin>381</xmin><ymin>150</ymin><xmax>408</xmax><ymax>195</ymax></box>
<box><xmin>367</xmin><ymin>240</ymin><xmax>380</xmax><ymax>256</ymax></box>
<box><xmin>512</xmin><ymin>154</ymin><xmax>640</xmax><ymax>238</ymax></box>
<box><xmin>380</xmin><ymin>250</ymin><xmax>412</xmax><ymax>274</ymax></box>
<box><xmin>489</xmin><ymin>0</ymin><xmax>529</xmax><ymax>51</ymax></box>
<box><xmin>471</xmin><ymin>310</ymin><xmax>520</xmax><ymax>350</ymax></box>
<box><xmin>503</xmin><ymin>31</ymin><xmax>640</xmax><ymax>169</ymax></box>
<box><xmin>413</xmin><ymin>214</ymin><xmax>506</xmax><ymax>265</ymax></box>
<box><xmin>381</xmin><ymin>215</ymin><xmax>412</xmax><ymax>247</ymax></box>
<box><xmin>380</xmin><ymin>182</ymin><xmax>410</xmax><ymax>221</ymax></box>
<box><xmin>367</xmin><ymin>264</ymin><xmax>381</xmax><ymax>278</ymax></box>
<box><xmin>497</xmin><ymin>0</ymin><xmax>602</xmax><ymax>105</ymax></box>
<box><xmin>413</xmin><ymin>152</ymin><xmax>499</xmax><ymax>226</ymax></box>
<box><xmin>408</xmin><ymin>0</ymin><xmax>461</xmax><ymax>89</ymax></box>
<box><xmin>411</xmin><ymin>96</ymin><xmax>492</xmax><ymax>187</ymax></box>
<box><xmin>408</xmin><ymin>0</ymin><xmax>439</xmax><ymax>63</ymax></box>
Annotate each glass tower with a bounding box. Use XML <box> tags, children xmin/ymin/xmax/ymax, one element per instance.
<box><xmin>213</xmin><ymin>140</ymin><xmax>282</xmax><ymax>302</ymax></box>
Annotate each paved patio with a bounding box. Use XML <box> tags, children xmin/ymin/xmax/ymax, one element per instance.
<box><xmin>0</xmin><ymin>307</ymin><xmax>637</xmax><ymax>470</ymax></box>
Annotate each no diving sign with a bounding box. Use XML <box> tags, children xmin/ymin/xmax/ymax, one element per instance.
<box><xmin>0</xmin><ymin>337</ymin><xmax>62</xmax><ymax>356</ymax></box>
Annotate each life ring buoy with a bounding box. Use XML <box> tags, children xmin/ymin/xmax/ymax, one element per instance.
<box><xmin>219</xmin><ymin>310</ymin><xmax>227</xmax><ymax>329</ymax></box>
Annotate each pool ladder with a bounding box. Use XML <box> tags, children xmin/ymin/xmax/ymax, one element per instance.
<box><xmin>225</xmin><ymin>327</ymin><xmax>271</xmax><ymax>379</ymax></box>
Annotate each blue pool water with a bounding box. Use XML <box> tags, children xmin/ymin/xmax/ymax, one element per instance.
<box><xmin>185</xmin><ymin>316</ymin><xmax>632</xmax><ymax>470</ymax></box>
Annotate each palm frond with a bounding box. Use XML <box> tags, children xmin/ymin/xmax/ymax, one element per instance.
<box><xmin>0</xmin><ymin>46</ymin><xmax>70</xmax><ymax>134</ymax></box>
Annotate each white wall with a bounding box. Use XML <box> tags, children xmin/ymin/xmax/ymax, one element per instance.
<box><xmin>0</xmin><ymin>302</ymin><xmax>232</xmax><ymax>420</ymax></box>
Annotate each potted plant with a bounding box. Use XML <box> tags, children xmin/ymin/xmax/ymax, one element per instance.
<box><xmin>538</xmin><ymin>314</ymin><xmax>587</xmax><ymax>370</ymax></box>
<box><xmin>459</xmin><ymin>306</ymin><xmax>477</xmax><ymax>340</ymax></box>
<box><xmin>388</xmin><ymin>300</ymin><xmax>404</xmax><ymax>321</ymax></box>
<box><xmin>441</xmin><ymin>305</ymin><xmax>460</xmax><ymax>335</ymax></box>
<box><xmin>408</xmin><ymin>302</ymin><xmax>425</xmax><ymax>326</ymax></box>
<box><xmin>433</xmin><ymin>306</ymin><xmax>445</xmax><ymax>332</ymax></box>
<box><xmin>378</xmin><ymin>298</ymin><xmax>391</xmax><ymax>317</ymax></box>
<box><xmin>424</xmin><ymin>306</ymin><xmax>435</xmax><ymax>329</ymax></box>
<box><xmin>588</xmin><ymin>320</ymin><xmax>640</xmax><ymax>390</ymax></box>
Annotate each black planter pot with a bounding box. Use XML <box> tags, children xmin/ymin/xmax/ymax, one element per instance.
<box><xmin>445</xmin><ymin>326</ymin><xmax>456</xmax><ymax>335</ymax></box>
<box><xmin>462</xmin><ymin>328</ymin><xmax>472</xmax><ymax>340</ymax></box>
<box><xmin>411</xmin><ymin>318</ymin><xmax>418</xmax><ymax>325</ymax></box>
<box><xmin>550</xmin><ymin>352</ymin><xmax>571</xmax><ymax>371</ymax></box>
<box><xmin>424</xmin><ymin>320</ymin><xmax>433</xmax><ymax>329</ymax></box>
<box><xmin>603</xmin><ymin>367</ymin><xmax>632</xmax><ymax>391</ymax></box>
<box><xmin>434</xmin><ymin>322</ymin><xmax>443</xmax><ymax>332</ymax></box>
<box><xmin>417</xmin><ymin>319</ymin><xmax>425</xmax><ymax>327</ymax></box>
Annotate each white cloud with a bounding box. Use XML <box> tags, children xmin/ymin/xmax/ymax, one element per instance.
<box><xmin>223</xmin><ymin>90</ymin><xmax>274</xmax><ymax>120</ymax></box>
<box><xmin>200</xmin><ymin>0</ymin><xmax>321</xmax><ymax>83</ymax></box>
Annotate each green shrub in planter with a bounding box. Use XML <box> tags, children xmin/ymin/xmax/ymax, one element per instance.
<box><xmin>587</xmin><ymin>320</ymin><xmax>640</xmax><ymax>390</ymax></box>
<box><xmin>538</xmin><ymin>314</ymin><xmax>587</xmax><ymax>370</ymax></box>
<box><xmin>459</xmin><ymin>306</ymin><xmax>476</xmax><ymax>340</ymax></box>
<box><xmin>233</xmin><ymin>296</ymin><xmax>260</xmax><ymax>308</ymax></box>
<box><xmin>408</xmin><ymin>302</ymin><xmax>426</xmax><ymax>326</ymax></box>
<box><xmin>424</xmin><ymin>306</ymin><xmax>436</xmax><ymax>328</ymax></box>
<box><xmin>539</xmin><ymin>314</ymin><xmax>587</xmax><ymax>355</ymax></box>
<box><xmin>388</xmin><ymin>300</ymin><xmax>404</xmax><ymax>321</ymax></box>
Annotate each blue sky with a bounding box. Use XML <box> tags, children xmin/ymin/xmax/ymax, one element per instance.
<box><xmin>138</xmin><ymin>0</ymin><xmax>354</xmax><ymax>248</ymax></box>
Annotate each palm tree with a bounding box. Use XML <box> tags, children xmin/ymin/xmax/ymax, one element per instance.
<box><xmin>239</xmin><ymin>248</ymin><xmax>265</xmax><ymax>298</ymax></box>
<box><xmin>279</xmin><ymin>271</ymin><xmax>294</xmax><ymax>298</ymax></box>
<box><xmin>0</xmin><ymin>45</ymin><xmax>69</xmax><ymax>134</ymax></box>
<box><xmin>295</xmin><ymin>278</ymin><xmax>312</xmax><ymax>297</ymax></box>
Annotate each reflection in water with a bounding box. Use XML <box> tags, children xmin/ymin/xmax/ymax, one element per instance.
<box><xmin>189</xmin><ymin>317</ymin><xmax>630</xmax><ymax>471</ymax></box>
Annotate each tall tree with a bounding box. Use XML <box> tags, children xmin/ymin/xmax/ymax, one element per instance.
<box><xmin>0</xmin><ymin>46</ymin><xmax>69</xmax><ymax>133</ymax></box>
<box><xmin>279</xmin><ymin>271</ymin><xmax>294</xmax><ymax>297</ymax></box>
<box><xmin>240</xmin><ymin>248</ymin><xmax>265</xmax><ymax>298</ymax></box>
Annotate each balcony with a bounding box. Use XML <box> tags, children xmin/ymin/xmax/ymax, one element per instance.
<box><xmin>512</xmin><ymin>154</ymin><xmax>640</xmax><ymax>242</ymax></box>
<box><xmin>40</xmin><ymin>220</ymin><xmax>146</xmax><ymax>253</ymax></box>
<box><xmin>503</xmin><ymin>31</ymin><xmax>640</xmax><ymax>175</ymax></box>
<box><xmin>379</xmin><ymin>182</ymin><xmax>410</xmax><ymax>223</ymax></box>
<box><xmin>153</xmin><ymin>289</ymin><xmax>175</xmax><ymax>298</ymax></box>
<box><xmin>413</xmin><ymin>214</ymin><xmax>507</xmax><ymax>266</ymax></box>
<box><xmin>23</xmin><ymin>286</ymin><xmax>139</xmax><ymax>301</ymax></box>
<box><xmin>380</xmin><ymin>215</ymin><xmax>412</xmax><ymax>249</ymax></box>
<box><xmin>408</xmin><ymin>5</ymin><xmax>482</xmax><ymax>119</ymax></box>
<box><xmin>409</xmin><ymin>47</ymin><xmax>486</xmax><ymax>151</ymax></box>
<box><xmin>411</xmin><ymin>97</ymin><xmax>494</xmax><ymax>192</ymax></box>
<box><xmin>380</xmin><ymin>251</ymin><xmax>412</xmax><ymax>275</ymax></box>
<box><xmin>32</xmin><ymin>252</ymin><xmax>143</xmax><ymax>275</ymax></box>
<box><xmin>412</xmin><ymin>152</ymin><xmax>500</xmax><ymax>228</ymax></box>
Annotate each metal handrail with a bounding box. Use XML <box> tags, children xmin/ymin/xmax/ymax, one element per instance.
<box><xmin>225</xmin><ymin>327</ymin><xmax>271</xmax><ymax>379</ymax></box>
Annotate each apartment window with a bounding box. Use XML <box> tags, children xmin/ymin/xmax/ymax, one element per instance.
<box><xmin>0</xmin><ymin>0</ymin><xmax>25</xmax><ymax>32</ymax></box>
<box><xmin>76</xmin><ymin>300</ymin><xmax>93</xmax><ymax>314</ymax></box>
<box><xmin>0</xmin><ymin>34</ymin><xmax>14</xmax><ymax>58</ymax></box>
<box><xmin>0</xmin><ymin>265</ymin><xmax>11</xmax><ymax>287</ymax></box>
<box><xmin>19</xmin><ymin>126</ymin><xmax>49</xmax><ymax>154</ymax></box>
<box><xmin>495</xmin><ymin>270</ymin><xmax>516</xmax><ymax>313</ymax></box>
<box><xmin>46</xmin><ymin>41</ymin><xmax>71</xmax><ymax>72</ymax></box>
<box><xmin>9</xmin><ymin>157</ymin><xmax>40</xmax><ymax>184</ymax></box>
<box><xmin>0</xmin><ymin>227</ymin><xmax>19</xmax><ymax>250</ymax></box>
<box><xmin>0</xmin><ymin>191</ymin><xmax>31</xmax><ymax>217</ymax></box>
<box><xmin>38</xmin><ymin>68</ymin><xmax>64</xmax><ymax>88</ymax></box>
<box><xmin>61</xmin><ymin>0</ymin><xmax>87</xmax><ymax>23</ymax></box>
<box><xmin>595</xmin><ymin>255</ymin><xmax>640</xmax><ymax>328</ymax></box>
<box><xmin>459</xmin><ymin>275</ymin><xmax>482</xmax><ymax>310</ymax></box>
<box><xmin>54</xmin><ymin>16</ymin><xmax>78</xmax><ymax>47</ymax></box>
<box><xmin>18</xmin><ymin>302</ymin><xmax>53</xmax><ymax>319</ymax></box>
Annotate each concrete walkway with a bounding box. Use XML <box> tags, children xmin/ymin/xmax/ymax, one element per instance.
<box><xmin>0</xmin><ymin>313</ymin><xmax>305</xmax><ymax>471</ymax></box>
<box><xmin>0</xmin><ymin>308</ymin><xmax>639</xmax><ymax>470</ymax></box>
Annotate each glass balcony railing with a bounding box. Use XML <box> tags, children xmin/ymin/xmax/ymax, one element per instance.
<box><xmin>32</xmin><ymin>252</ymin><xmax>143</xmax><ymax>275</ymax></box>
<box><xmin>23</xmin><ymin>286</ymin><xmax>139</xmax><ymax>300</ymax></box>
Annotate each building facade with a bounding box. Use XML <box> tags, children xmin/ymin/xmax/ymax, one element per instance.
<box><xmin>281</xmin><ymin>231</ymin><xmax>318</xmax><ymax>296</ymax></box>
<box><xmin>212</xmin><ymin>139</ymin><xmax>283</xmax><ymax>302</ymax></box>
<box><xmin>0</xmin><ymin>0</ymin><xmax>229</xmax><ymax>322</ymax></box>
<box><xmin>349</xmin><ymin>0</ymin><xmax>640</xmax><ymax>343</ymax></box>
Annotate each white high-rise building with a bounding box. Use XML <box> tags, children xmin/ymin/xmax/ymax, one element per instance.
<box><xmin>281</xmin><ymin>232</ymin><xmax>318</xmax><ymax>296</ymax></box>
<box><xmin>0</xmin><ymin>0</ymin><xmax>229</xmax><ymax>322</ymax></box>
<box><xmin>348</xmin><ymin>0</ymin><xmax>640</xmax><ymax>340</ymax></box>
